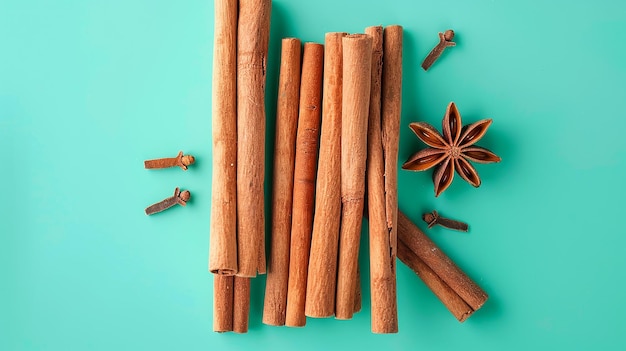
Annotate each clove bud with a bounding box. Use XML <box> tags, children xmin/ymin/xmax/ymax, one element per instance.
<box><xmin>422</xmin><ymin>210</ymin><xmax>468</xmax><ymax>232</ymax></box>
<box><xmin>421</xmin><ymin>30</ymin><xmax>456</xmax><ymax>71</ymax></box>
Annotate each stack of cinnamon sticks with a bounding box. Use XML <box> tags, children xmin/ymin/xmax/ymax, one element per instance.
<box><xmin>396</xmin><ymin>211</ymin><xmax>488</xmax><ymax>322</ymax></box>
<box><xmin>209</xmin><ymin>0</ymin><xmax>488</xmax><ymax>333</ymax></box>
<box><xmin>261</xmin><ymin>26</ymin><xmax>404</xmax><ymax>333</ymax></box>
<box><xmin>209</xmin><ymin>0</ymin><xmax>271</xmax><ymax>333</ymax></box>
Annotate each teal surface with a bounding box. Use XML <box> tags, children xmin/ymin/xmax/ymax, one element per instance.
<box><xmin>2</xmin><ymin>0</ymin><xmax>626</xmax><ymax>350</ymax></box>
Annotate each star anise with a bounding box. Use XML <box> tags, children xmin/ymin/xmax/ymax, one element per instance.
<box><xmin>402</xmin><ymin>102</ymin><xmax>501</xmax><ymax>197</ymax></box>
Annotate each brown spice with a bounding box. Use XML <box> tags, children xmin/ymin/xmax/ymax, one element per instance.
<box><xmin>233</xmin><ymin>277</ymin><xmax>251</xmax><ymax>333</ymax></box>
<box><xmin>397</xmin><ymin>239</ymin><xmax>475</xmax><ymax>322</ymax></box>
<box><xmin>402</xmin><ymin>102</ymin><xmax>501</xmax><ymax>197</ymax></box>
<box><xmin>365</xmin><ymin>24</ymin><xmax>399</xmax><ymax>334</ymax></box>
<box><xmin>213</xmin><ymin>275</ymin><xmax>251</xmax><ymax>333</ymax></box>
<box><xmin>397</xmin><ymin>211</ymin><xmax>488</xmax><ymax>315</ymax></box>
<box><xmin>335</xmin><ymin>34</ymin><xmax>372</xmax><ymax>320</ymax></box>
<box><xmin>305</xmin><ymin>32</ymin><xmax>347</xmax><ymax>319</ymax></box>
<box><xmin>354</xmin><ymin>266</ymin><xmax>362</xmax><ymax>313</ymax></box>
<box><xmin>144</xmin><ymin>151</ymin><xmax>195</xmax><ymax>170</ymax></box>
<box><xmin>209</xmin><ymin>0</ymin><xmax>238</xmax><ymax>276</ymax></box>
<box><xmin>421</xmin><ymin>29</ymin><xmax>456</xmax><ymax>71</ymax></box>
<box><xmin>423</xmin><ymin>210</ymin><xmax>469</xmax><ymax>232</ymax></box>
<box><xmin>285</xmin><ymin>42</ymin><xmax>324</xmax><ymax>327</ymax></box>
<box><xmin>236</xmin><ymin>0</ymin><xmax>271</xmax><ymax>277</ymax></box>
<box><xmin>144</xmin><ymin>187</ymin><xmax>190</xmax><ymax>215</ymax></box>
<box><xmin>263</xmin><ymin>37</ymin><xmax>302</xmax><ymax>327</ymax></box>
<box><xmin>213</xmin><ymin>275</ymin><xmax>234</xmax><ymax>332</ymax></box>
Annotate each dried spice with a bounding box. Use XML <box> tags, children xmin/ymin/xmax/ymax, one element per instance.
<box><xmin>421</xmin><ymin>30</ymin><xmax>456</xmax><ymax>71</ymax></box>
<box><xmin>423</xmin><ymin>210</ymin><xmax>469</xmax><ymax>232</ymax></box>
<box><xmin>397</xmin><ymin>211</ymin><xmax>488</xmax><ymax>322</ymax></box>
<box><xmin>145</xmin><ymin>187</ymin><xmax>191</xmax><ymax>215</ymax></box>
<box><xmin>402</xmin><ymin>102</ymin><xmax>501</xmax><ymax>197</ymax></box>
<box><xmin>144</xmin><ymin>151</ymin><xmax>195</xmax><ymax>170</ymax></box>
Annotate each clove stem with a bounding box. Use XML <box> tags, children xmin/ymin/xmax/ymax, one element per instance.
<box><xmin>145</xmin><ymin>187</ymin><xmax>191</xmax><ymax>215</ymax></box>
<box><xmin>144</xmin><ymin>151</ymin><xmax>195</xmax><ymax>170</ymax></box>
<box><xmin>422</xmin><ymin>210</ymin><xmax>468</xmax><ymax>232</ymax></box>
<box><xmin>421</xmin><ymin>30</ymin><xmax>456</xmax><ymax>71</ymax></box>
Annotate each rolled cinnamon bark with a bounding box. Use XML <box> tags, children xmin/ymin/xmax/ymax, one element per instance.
<box><xmin>397</xmin><ymin>239</ymin><xmax>474</xmax><ymax>322</ymax></box>
<box><xmin>354</xmin><ymin>266</ymin><xmax>362</xmax><ymax>313</ymax></box>
<box><xmin>213</xmin><ymin>275</ymin><xmax>234</xmax><ymax>332</ymax></box>
<box><xmin>284</xmin><ymin>43</ymin><xmax>324</xmax><ymax>327</ymax></box>
<box><xmin>263</xmin><ymin>38</ymin><xmax>302</xmax><ymax>326</ymax></box>
<box><xmin>397</xmin><ymin>211</ymin><xmax>488</xmax><ymax>319</ymax></box>
<box><xmin>305</xmin><ymin>32</ymin><xmax>347</xmax><ymax>319</ymax></box>
<box><xmin>381</xmin><ymin>25</ymin><xmax>402</xmax><ymax>253</ymax></box>
<box><xmin>365</xmin><ymin>25</ymin><xmax>398</xmax><ymax>334</ymax></box>
<box><xmin>335</xmin><ymin>34</ymin><xmax>372</xmax><ymax>320</ymax></box>
<box><xmin>233</xmin><ymin>277</ymin><xmax>251</xmax><ymax>333</ymax></box>
<box><xmin>209</xmin><ymin>0</ymin><xmax>238</xmax><ymax>276</ymax></box>
<box><xmin>236</xmin><ymin>0</ymin><xmax>271</xmax><ymax>277</ymax></box>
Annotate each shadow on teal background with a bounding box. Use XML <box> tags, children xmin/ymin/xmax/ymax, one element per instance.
<box><xmin>2</xmin><ymin>0</ymin><xmax>625</xmax><ymax>350</ymax></box>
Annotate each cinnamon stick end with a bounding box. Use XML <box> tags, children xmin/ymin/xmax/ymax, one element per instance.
<box><xmin>234</xmin><ymin>270</ymin><xmax>257</xmax><ymax>278</ymax></box>
<box><xmin>345</xmin><ymin>33</ymin><xmax>371</xmax><ymax>41</ymax></box>
<box><xmin>464</xmin><ymin>294</ymin><xmax>489</xmax><ymax>320</ymax></box>
<box><xmin>262</xmin><ymin>314</ymin><xmax>286</xmax><ymax>327</ymax></box>
<box><xmin>458</xmin><ymin>310</ymin><xmax>474</xmax><ymax>323</ymax></box>
<box><xmin>372</xmin><ymin>327</ymin><xmax>399</xmax><ymax>334</ymax></box>
<box><xmin>282</xmin><ymin>37</ymin><xmax>301</xmax><ymax>45</ymax></box>
<box><xmin>284</xmin><ymin>319</ymin><xmax>306</xmax><ymax>328</ymax></box>
<box><xmin>334</xmin><ymin>309</ymin><xmax>354</xmax><ymax>321</ymax></box>
<box><xmin>210</xmin><ymin>268</ymin><xmax>238</xmax><ymax>276</ymax></box>
<box><xmin>325</xmin><ymin>32</ymin><xmax>349</xmax><ymax>40</ymax></box>
<box><xmin>304</xmin><ymin>307</ymin><xmax>334</xmax><ymax>319</ymax></box>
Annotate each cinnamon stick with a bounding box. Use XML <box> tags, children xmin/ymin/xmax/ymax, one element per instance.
<box><xmin>335</xmin><ymin>34</ymin><xmax>372</xmax><ymax>320</ymax></box>
<box><xmin>354</xmin><ymin>266</ymin><xmax>362</xmax><ymax>313</ymax></box>
<box><xmin>382</xmin><ymin>25</ymin><xmax>402</xmax><ymax>247</ymax></box>
<box><xmin>284</xmin><ymin>43</ymin><xmax>324</xmax><ymax>327</ymax></box>
<box><xmin>233</xmin><ymin>277</ymin><xmax>251</xmax><ymax>333</ymax></box>
<box><xmin>213</xmin><ymin>275</ymin><xmax>234</xmax><ymax>332</ymax></box>
<box><xmin>305</xmin><ymin>32</ymin><xmax>347</xmax><ymax>319</ymax></box>
<box><xmin>209</xmin><ymin>0</ymin><xmax>238</xmax><ymax>276</ymax></box>
<box><xmin>397</xmin><ymin>211</ymin><xmax>488</xmax><ymax>320</ymax></box>
<box><xmin>365</xmin><ymin>25</ymin><xmax>398</xmax><ymax>334</ymax></box>
<box><xmin>236</xmin><ymin>0</ymin><xmax>271</xmax><ymax>277</ymax></box>
<box><xmin>397</xmin><ymin>239</ymin><xmax>474</xmax><ymax>322</ymax></box>
<box><xmin>263</xmin><ymin>38</ymin><xmax>302</xmax><ymax>326</ymax></box>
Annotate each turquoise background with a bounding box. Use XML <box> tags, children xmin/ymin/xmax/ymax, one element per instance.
<box><xmin>2</xmin><ymin>0</ymin><xmax>625</xmax><ymax>350</ymax></box>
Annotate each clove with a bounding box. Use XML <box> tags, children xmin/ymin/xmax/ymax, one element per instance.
<box><xmin>421</xmin><ymin>29</ymin><xmax>456</xmax><ymax>71</ymax></box>
<box><xmin>145</xmin><ymin>187</ymin><xmax>191</xmax><ymax>215</ymax></box>
<box><xmin>144</xmin><ymin>151</ymin><xmax>195</xmax><ymax>170</ymax></box>
<box><xmin>422</xmin><ymin>210</ymin><xmax>468</xmax><ymax>232</ymax></box>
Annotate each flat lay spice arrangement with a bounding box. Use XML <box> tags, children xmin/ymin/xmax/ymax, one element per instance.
<box><xmin>198</xmin><ymin>0</ymin><xmax>501</xmax><ymax>335</ymax></box>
